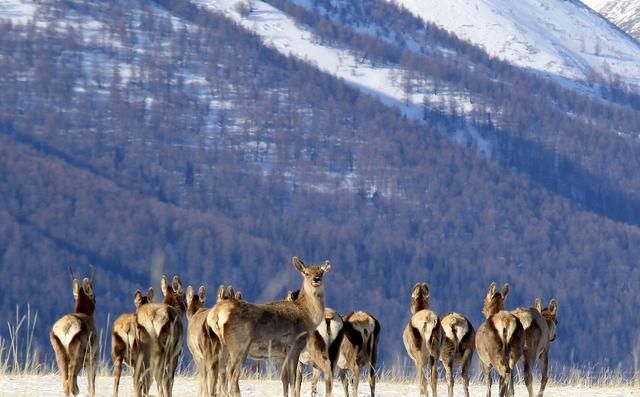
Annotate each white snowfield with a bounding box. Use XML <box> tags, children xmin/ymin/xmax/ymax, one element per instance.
<box><xmin>389</xmin><ymin>0</ymin><xmax>640</xmax><ymax>86</ymax></box>
<box><xmin>0</xmin><ymin>374</ymin><xmax>636</xmax><ymax>397</ymax></box>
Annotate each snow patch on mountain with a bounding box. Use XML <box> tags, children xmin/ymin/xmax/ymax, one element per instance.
<box><xmin>389</xmin><ymin>0</ymin><xmax>640</xmax><ymax>86</ymax></box>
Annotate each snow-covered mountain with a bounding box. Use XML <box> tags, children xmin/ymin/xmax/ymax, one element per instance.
<box><xmin>584</xmin><ymin>0</ymin><xmax>640</xmax><ymax>41</ymax></box>
<box><xmin>388</xmin><ymin>0</ymin><xmax>640</xmax><ymax>86</ymax></box>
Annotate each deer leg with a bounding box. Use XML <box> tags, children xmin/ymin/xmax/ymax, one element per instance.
<box><xmin>319</xmin><ymin>357</ymin><xmax>332</xmax><ymax>397</ymax></box>
<box><xmin>368</xmin><ymin>358</ymin><xmax>376</xmax><ymax>397</ymax></box>
<box><xmin>429</xmin><ymin>355</ymin><xmax>438</xmax><ymax>397</ymax></box>
<box><xmin>51</xmin><ymin>333</ymin><xmax>71</xmax><ymax>396</ymax></box>
<box><xmin>339</xmin><ymin>368</ymin><xmax>349</xmax><ymax>397</ymax></box>
<box><xmin>67</xmin><ymin>340</ymin><xmax>82</xmax><ymax>396</ymax></box>
<box><xmin>461</xmin><ymin>349</ymin><xmax>473</xmax><ymax>397</ymax></box>
<box><xmin>351</xmin><ymin>363</ymin><xmax>360</xmax><ymax>397</ymax></box>
<box><xmin>443</xmin><ymin>355</ymin><xmax>454</xmax><ymax>397</ymax></box>
<box><xmin>87</xmin><ymin>344</ymin><xmax>97</xmax><ymax>397</ymax></box>
<box><xmin>524</xmin><ymin>355</ymin><xmax>534</xmax><ymax>397</ymax></box>
<box><xmin>482</xmin><ymin>362</ymin><xmax>492</xmax><ymax>397</ymax></box>
<box><xmin>228</xmin><ymin>339</ymin><xmax>252</xmax><ymax>397</ymax></box>
<box><xmin>415</xmin><ymin>357</ymin><xmax>426</xmax><ymax>397</ymax></box>
<box><xmin>296</xmin><ymin>362</ymin><xmax>304</xmax><ymax>397</ymax></box>
<box><xmin>538</xmin><ymin>350</ymin><xmax>549</xmax><ymax>397</ymax></box>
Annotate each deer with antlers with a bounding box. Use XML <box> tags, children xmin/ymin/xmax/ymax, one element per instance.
<box><xmin>207</xmin><ymin>256</ymin><xmax>330</xmax><ymax>397</ymax></box>
<box><xmin>475</xmin><ymin>282</ymin><xmax>524</xmax><ymax>397</ymax></box>
<box><xmin>50</xmin><ymin>268</ymin><xmax>98</xmax><ymax>397</ymax></box>
<box><xmin>112</xmin><ymin>287</ymin><xmax>154</xmax><ymax>397</ymax></box>
<box><xmin>134</xmin><ymin>275</ymin><xmax>186</xmax><ymax>397</ymax></box>
<box><xmin>337</xmin><ymin>310</ymin><xmax>381</xmax><ymax>397</ymax></box>
<box><xmin>402</xmin><ymin>282</ymin><xmax>442</xmax><ymax>397</ymax></box>
<box><xmin>285</xmin><ymin>289</ymin><xmax>345</xmax><ymax>397</ymax></box>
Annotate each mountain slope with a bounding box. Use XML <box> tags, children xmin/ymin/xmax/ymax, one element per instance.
<box><xmin>2</xmin><ymin>0</ymin><xmax>640</xmax><ymax>372</ymax></box>
<box><xmin>586</xmin><ymin>0</ymin><xmax>640</xmax><ymax>41</ymax></box>
<box><xmin>389</xmin><ymin>0</ymin><xmax>640</xmax><ymax>85</ymax></box>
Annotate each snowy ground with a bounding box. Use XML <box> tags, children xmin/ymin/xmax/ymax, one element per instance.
<box><xmin>0</xmin><ymin>374</ymin><xmax>637</xmax><ymax>397</ymax></box>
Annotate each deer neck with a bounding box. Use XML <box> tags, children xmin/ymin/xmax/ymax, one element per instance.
<box><xmin>296</xmin><ymin>285</ymin><xmax>325</xmax><ymax>330</ymax></box>
<box><xmin>411</xmin><ymin>299</ymin><xmax>429</xmax><ymax>314</ymax></box>
<box><xmin>74</xmin><ymin>295</ymin><xmax>95</xmax><ymax>317</ymax></box>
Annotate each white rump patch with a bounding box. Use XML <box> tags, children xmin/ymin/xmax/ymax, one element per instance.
<box><xmin>492</xmin><ymin>311</ymin><xmax>517</xmax><ymax>343</ymax></box>
<box><xmin>349</xmin><ymin>311</ymin><xmax>375</xmax><ymax>338</ymax></box>
<box><xmin>52</xmin><ymin>315</ymin><xmax>82</xmax><ymax>349</ymax></box>
<box><xmin>410</xmin><ymin>310</ymin><xmax>438</xmax><ymax>339</ymax></box>
<box><xmin>512</xmin><ymin>308</ymin><xmax>534</xmax><ymax>330</ymax></box>
<box><xmin>441</xmin><ymin>312</ymin><xmax>469</xmax><ymax>342</ymax></box>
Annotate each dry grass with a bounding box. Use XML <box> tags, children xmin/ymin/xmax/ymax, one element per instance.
<box><xmin>1</xmin><ymin>306</ymin><xmax>639</xmax><ymax>388</ymax></box>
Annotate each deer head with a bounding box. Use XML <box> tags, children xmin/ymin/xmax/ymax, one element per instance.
<box><xmin>134</xmin><ymin>288</ymin><xmax>154</xmax><ymax>308</ymax></box>
<box><xmin>293</xmin><ymin>256</ymin><xmax>330</xmax><ymax>296</ymax></box>
<box><xmin>541</xmin><ymin>298</ymin><xmax>558</xmax><ymax>342</ymax></box>
<box><xmin>482</xmin><ymin>281</ymin><xmax>509</xmax><ymax>318</ymax></box>
<box><xmin>186</xmin><ymin>286</ymin><xmax>206</xmax><ymax>318</ymax></box>
<box><xmin>410</xmin><ymin>282</ymin><xmax>429</xmax><ymax>313</ymax></box>
<box><xmin>161</xmin><ymin>275</ymin><xmax>187</xmax><ymax>313</ymax></box>
<box><xmin>72</xmin><ymin>276</ymin><xmax>96</xmax><ymax>316</ymax></box>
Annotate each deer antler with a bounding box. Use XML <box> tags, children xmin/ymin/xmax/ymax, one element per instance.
<box><xmin>90</xmin><ymin>264</ymin><xmax>96</xmax><ymax>284</ymax></box>
<box><xmin>69</xmin><ymin>266</ymin><xmax>76</xmax><ymax>282</ymax></box>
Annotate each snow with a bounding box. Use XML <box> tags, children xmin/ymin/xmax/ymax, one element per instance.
<box><xmin>581</xmin><ymin>0</ymin><xmax>612</xmax><ymax>10</ymax></box>
<box><xmin>194</xmin><ymin>0</ymin><xmax>482</xmax><ymax>133</ymax></box>
<box><xmin>0</xmin><ymin>0</ymin><xmax>36</xmax><ymax>23</ymax></box>
<box><xmin>388</xmin><ymin>0</ymin><xmax>640</xmax><ymax>86</ymax></box>
<box><xmin>0</xmin><ymin>374</ymin><xmax>636</xmax><ymax>397</ymax></box>
<box><xmin>596</xmin><ymin>0</ymin><xmax>640</xmax><ymax>41</ymax></box>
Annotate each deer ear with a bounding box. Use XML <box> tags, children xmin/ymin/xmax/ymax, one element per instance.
<box><xmin>147</xmin><ymin>288</ymin><xmax>154</xmax><ymax>302</ymax></box>
<box><xmin>216</xmin><ymin>285</ymin><xmax>225</xmax><ymax>302</ymax></box>
<box><xmin>161</xmin><ymin>275</ymin><xmax>169</xmax><ymax>296</ymax></box>
<box><xmin>535</xmin><ymin>298</ymin><xmax>542</xmax><ymax>312</ymax></box>
<box><xmin>82</xmin><ymin>277</ymin><xmax>94</xmax><ymax>297</ymax></box>
<box><xmin>235</xmin><ymin>291</ymin><xmax>242</xmax><ymax>301</ymax></box>
<box><xmin>321</xmin><ymin>261</ymin><xmax>331</xmax><ymax>273</ymax></box>
<box><xmin>501</xmin><ymin>283</ymin><xmax>510</xmax><ymax>299</ymax></box>
<box><xmin>549</xmin><ymin>299</ymin><xmax>558</xmax><ymax>315</ymax></box>
<box><xmin>286</xmin><ymin>290</ymin><xmax>295</xmax><ymax>301</ymax></box>
<box><xmin>172</xmin><ymin>276</ymin><xmax>184</xmax><ymax>295</ymax></box>
<box><xmin>226</xmin><ymin>286</ymin><xmax>235</xmax><ymax>299</ymax></box>
<box><xmin>198</xmin><ymin>286</ymin><xmax>206</xmax><ymax>302</ymax></box>
<box><xmin>134</xmin><ymin>289</ymin><xmax>143</xmax><ymax>307</ymax></box>
<box><xmin>186</xmin><ymin>286</ymin><xmax>194</xmax><ymax>307</ymax></box>
<box><xmin>72</xmin><ymin>279</ymin><xmax>81</xmax><ymax>300</ymax></box>
<box><xmin>486</xmin><ymin>282</ymin><xmax>497</xmax><ymax>299</ymax></box>
<box><xmin>293</xmin><ymin>256</ymin><xmax>305</xmax><ymax>273</ymax></box>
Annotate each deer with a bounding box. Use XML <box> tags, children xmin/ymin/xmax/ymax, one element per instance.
<box><xmin>337</xmin><ymin>310</ymin><xmax>381</xmax><ymax>397</ymax></box>
<box><xmin>134</xmin><ymin>275</ymin><xmax>186</xmax><ymax>397</ymax></box>
<box><xmin>50</xmin><ymin>268</ymin><xmax>98</xmax><ymax>397</ymax></box>
<box><xmin>475</xmin><ymin>282</ymin><xmax>524</xmax><ymax>397</ymax></box>
<box><xmin>285</xmin><ymin>289</ymin><xmax>345</xmax><ymax>397</ymax></box>
<box><xmin>207</xmin><ymin>256</ymin><xmax>331</xmax><ymax>397</ymax></box>
<box><xmin>186</xmin><ymin>285</ymin><xmax>223</xmax><ymax>397</ymax></box>
<box><xmin>525</xmin><ymin>298</ymin><xmax>558</xmax><ymax>397</ymax></box>
<box><xmin>439</xmin><ymin>311</ymin><xmax>475</xmax><ymax>397</ymax></box>
<box><xmin>402</xmin><ymin>283</ymin><xmax>442</xmax><ymax>397</ymax></box>
<box><xmin>112</xmin><ymin>287</ymin><xmax>154</xmax><ymax>397</ymax></box>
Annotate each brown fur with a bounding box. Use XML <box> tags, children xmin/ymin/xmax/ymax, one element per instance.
<box><xmin>50</xmin><ymin>274</ymin><xmax>98</xmax><ymax>397</ymax></box>
<box><xmin>337</xmin><ymin>311</ymin><xmax>381</xmax><ymax>397</ymax></box>
<box><xmin>402</xmin><ymin>283</ymin><xmax>441</xmax><ymax>397</ymax></box>
<box><xmin>285</xmin><ymin>289</ymin><xmax>344</xmax><ymax>397</ymax></box>
<box><xmin>134</xmin><ymin>275</ymin><xmax>186</xmax><ymax>397</ymax></box>
<box><xmin>528</xmin><ymin>298</ymin><xmax>558</xmax><ymax>397</ymax></box>
<box><xmin>112</xmin><ymin>288</ymin><xmax>154</xmax><ymax>397</ymax></box>
<box><xmin>187</xmin><ymin>285</ymin><xmax>223</xmax><ymax>397</ymax></box>
<box><xmin>207</xmin><ymin>256</ymin><xmax>331</xmax><ymax>397</ymax></box>
<box><xmin>475</xmin><ymin>282</ymin><xmax>524</xmax><ymax>397</ymax></box>
<box><xmin>440</xmin><ymin>312</ymin><xmax>475</xmax><ymax>397</ymax></box>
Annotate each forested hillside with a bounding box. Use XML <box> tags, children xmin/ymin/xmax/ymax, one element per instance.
<box><xmin>1</xmin><ymin>0</ymin><xmax>640</xmax><ymax>372</ymax></box>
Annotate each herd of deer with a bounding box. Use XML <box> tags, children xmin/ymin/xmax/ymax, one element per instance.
<box><xmin>49</xmin><ymin>259</ymin><xmax>557</xmax><ymax>397</ymax></box>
